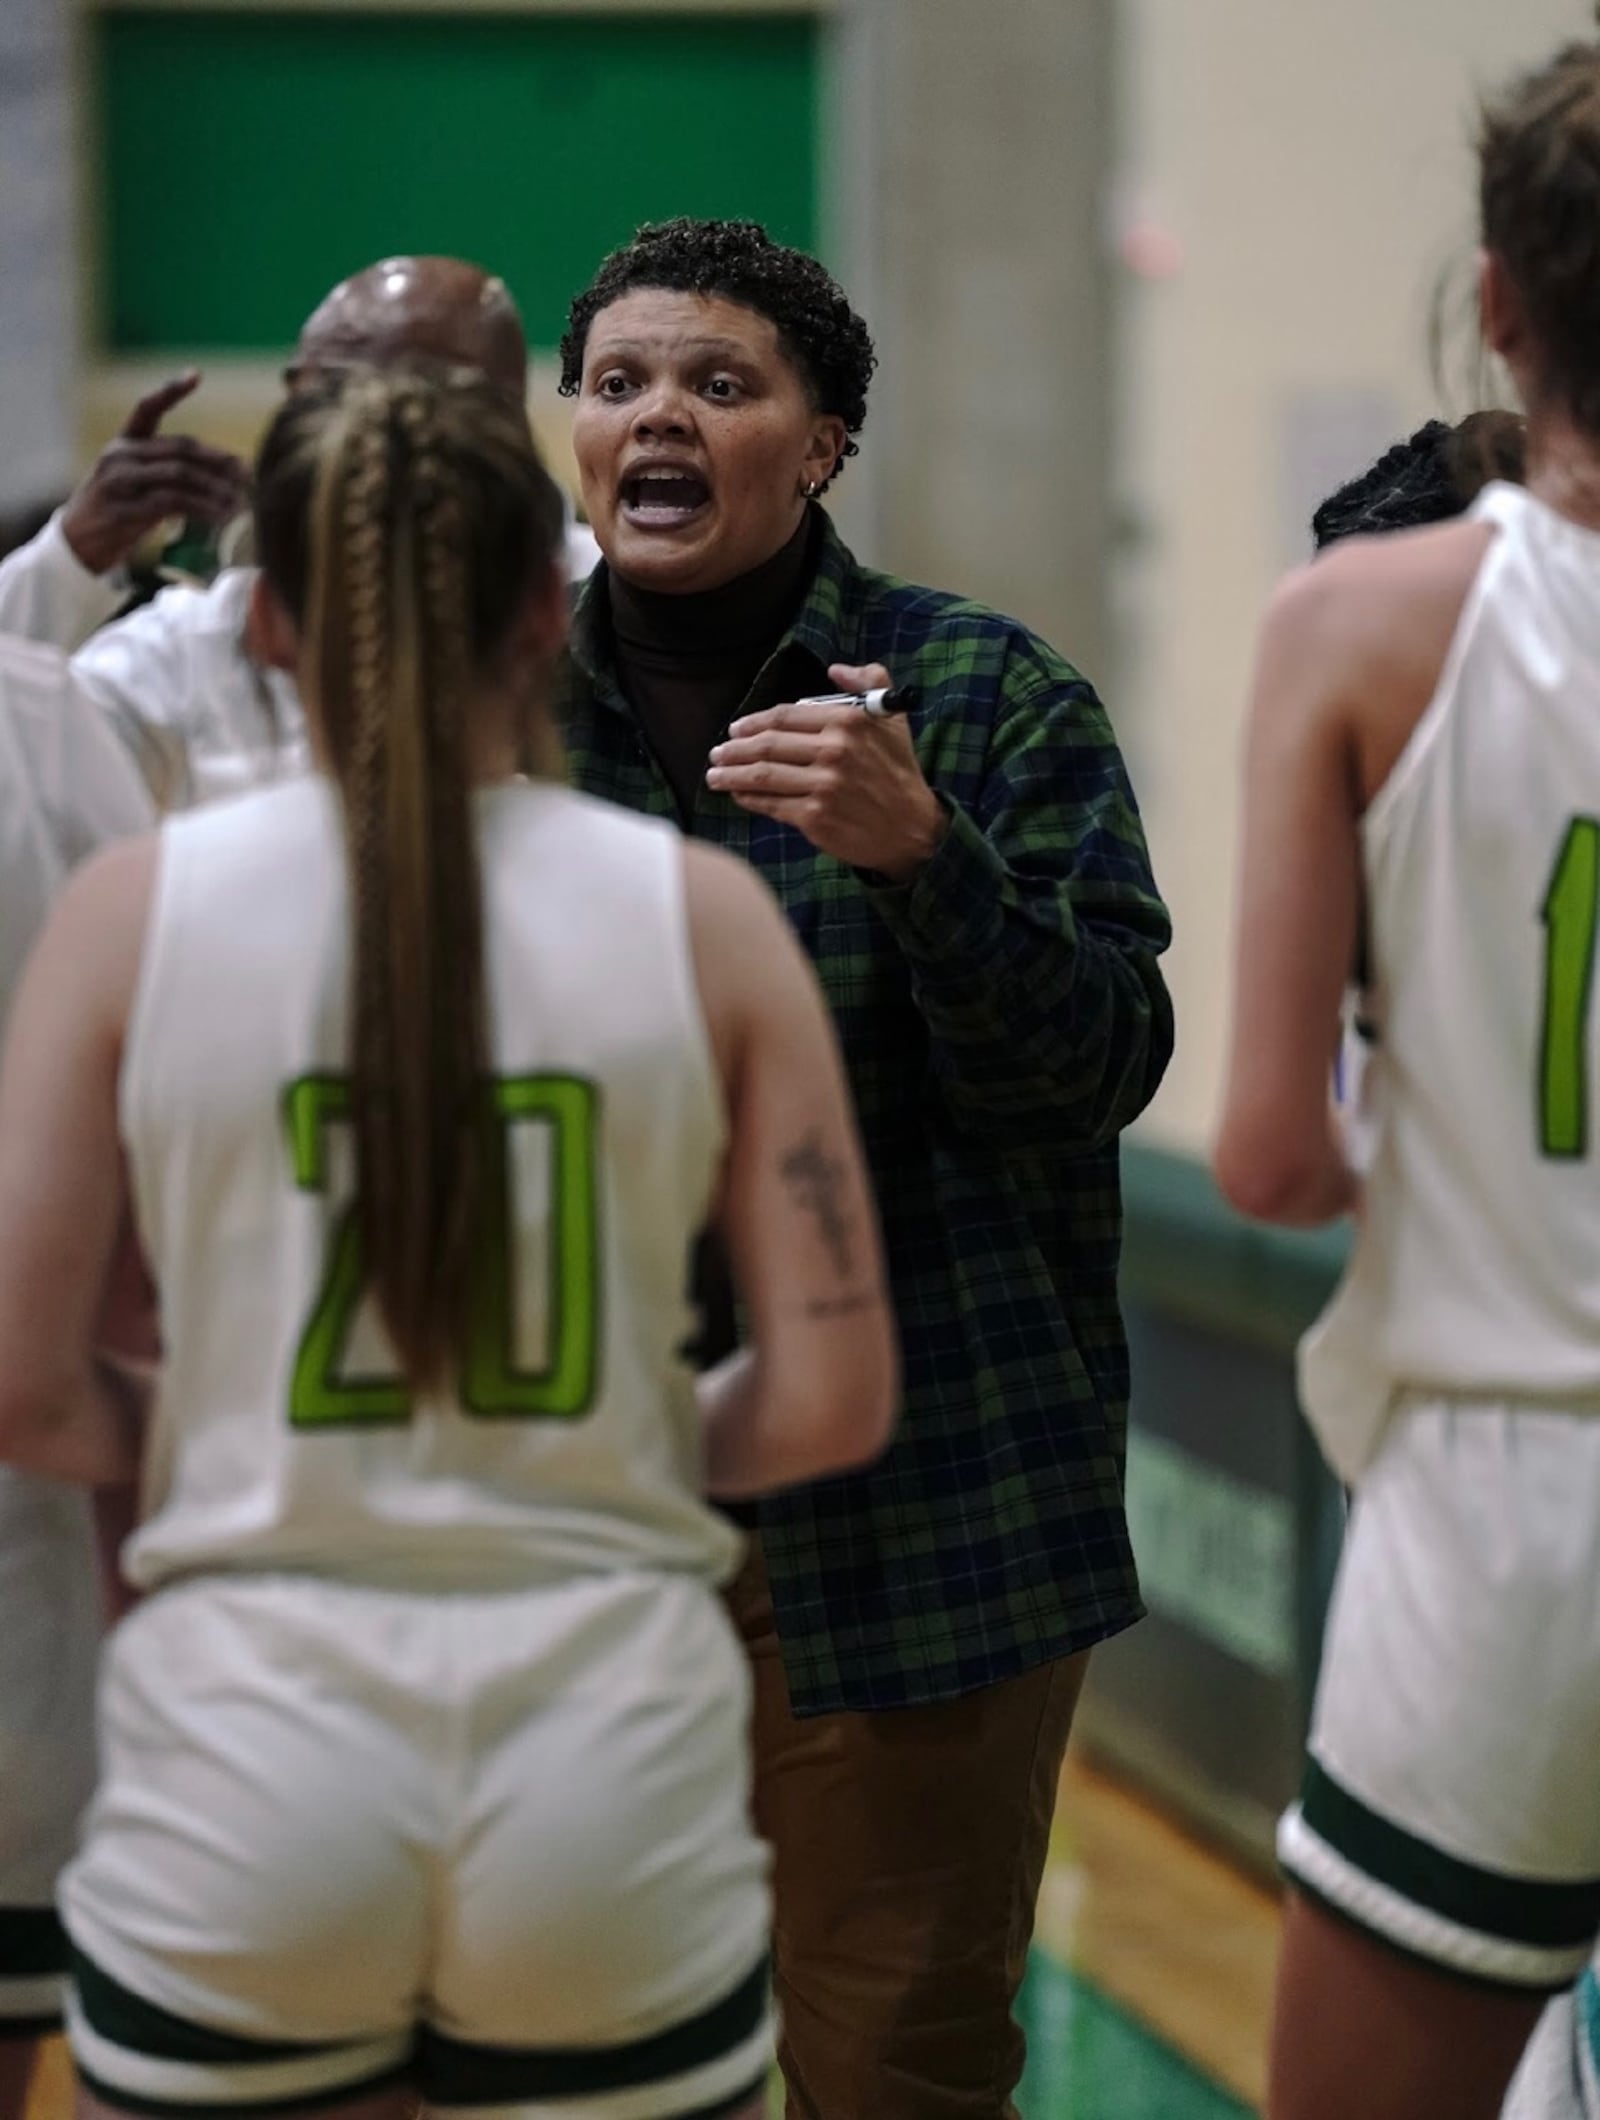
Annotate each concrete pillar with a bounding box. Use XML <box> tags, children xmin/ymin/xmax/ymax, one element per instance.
<box><xmin>0</xmin><ymin>0</ymin><xmax>79</xmax><ymax>509</ymax></box>
<box><xmin>825</xmin><ymin>0</ymin><xmax>1115</xmax><ymax>683</ymax></box>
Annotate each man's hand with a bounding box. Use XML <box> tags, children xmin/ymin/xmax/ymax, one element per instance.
<box><xmin>61</xmin><ymin>372</ymin><xmax>249</xmax><ymax>578</ymax></box>
<box><xmin>706</xmin><ymin>662</ymin><xmax>949</xmax><ymax>881</ymax></box>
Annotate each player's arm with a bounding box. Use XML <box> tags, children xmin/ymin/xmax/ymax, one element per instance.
<box><xmin>686</xmin><ymin>843</ymin><xmax>898</xmax><ymax>1499</ymax></box>
<box><xmin>1214</xmin><ymin>565</ymin><xmax>1362</xmax><ymax>1226</ymax></box>
<box><xmin>0</xmin><ymin>837</ymin><xmax>158</xmax><ymax>1484</ymax></box>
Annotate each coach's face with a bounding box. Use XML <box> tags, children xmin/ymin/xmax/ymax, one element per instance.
<box><xmin>572</xmin><ymin>289</ymin><xmax>845</xmax><ymax>594</ymax></box>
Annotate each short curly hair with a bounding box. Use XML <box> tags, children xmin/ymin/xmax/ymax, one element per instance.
<box><xmin>558</xmin><ymin>219</ymin><xmax>876</xmax><ymax>491</ymax></box>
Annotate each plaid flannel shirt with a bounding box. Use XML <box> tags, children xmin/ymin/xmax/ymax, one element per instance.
<box><xmin>555</xmin><ymin>512</ymin><xmax>1174</xmax><ymax>1715</ymax></box>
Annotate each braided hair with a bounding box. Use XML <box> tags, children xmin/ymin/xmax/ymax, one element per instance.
<box><xmin>254</xmin><ymin>364</ymin><xmax>565</xmax><ymax>1394</ymax></box>
<box><xmin>558</xmin><ymin>219</ymin><xmax>876</xmax><ymax>492</ymax></box>
<box><xmin>1312</xmin><ymin>411</ymin><xmax>1526</xmax><ymax>549</ymax></box>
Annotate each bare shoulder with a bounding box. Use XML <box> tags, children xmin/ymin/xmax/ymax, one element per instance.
<box><xmin>59</xmin><ymin>830</ymin><xmax>161</xmax><ymax>923</ymax></box>
<box><xmin>1266</xmin><ymin>518</ymin><xmax>1495</xmax><ymax>695</ymax></box>
<box><xmin>1312</xmin><ymin>514</ymin><xmax>1494</xmax><ymax>600</ymax></box>
<box><xmin>681</xmin><ymin>840</ymin><xmax>794</xmax><ymax>966</ymax></box>
<box><xmin>40</xmin><ymin>832</ymin><xmax>161</xmax><ymax>1017</ymax></box>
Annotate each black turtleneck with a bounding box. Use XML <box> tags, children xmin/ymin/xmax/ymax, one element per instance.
<box><xmin>605</xmin><ymin>509</ymin><xmax>820</xmax><ymax>1386</ymax></box>
<box><xmin>606</xmin><ymin>508</ymin><xmax>820</xmax><ymax>820</ymax></box>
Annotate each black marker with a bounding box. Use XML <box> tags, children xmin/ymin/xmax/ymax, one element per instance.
<box><xmin>795</xmin><ymin>684</ymin><xmax>920</xmax><ymax>717</ymax></box>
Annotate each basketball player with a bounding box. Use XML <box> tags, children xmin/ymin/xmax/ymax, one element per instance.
<box><xmin>0</xmin><ymin>365</ymin><xmax>896</xmax><ymax>2120</ymax></box>
<box><xmin>1216</xmin><ymin>36</ymin><xmax>1600</xmax><ymax>2120</ymax></box>
<box><xmin>1306</xmin><ymin>412</ymin><xmax>1527</xmax><ymax>1152</ymax></box>
<box><xmin>0</xmin><ymin>643</ymin><xmax>154</xmax><ymax>2120</ymax></box>
<box><xmin>0</xmin><ymin>266</ymin><xmax>599</xmax><ymax>2112</ymax></box>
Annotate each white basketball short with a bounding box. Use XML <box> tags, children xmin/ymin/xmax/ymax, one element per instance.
<box><xmin>63</xmin><ymin>1569</ymin><xmax>773</xmax><ymax>2116</ymax></box>
<box><xmin>1280</xmin><ymin>1400</ymin><xmax>1600</xmax><ymax>1990</ymax></box>
<box><xmin>0</xmin><ymin>1469</ymin><xmax>101</xmax><ymax>2035</ymax></box>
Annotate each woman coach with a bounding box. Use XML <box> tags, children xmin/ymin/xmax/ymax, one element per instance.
<box><xmin>553</xmin><ymin>218</ymin><xmax>1174</xmax><ymax>2120</ymax></box>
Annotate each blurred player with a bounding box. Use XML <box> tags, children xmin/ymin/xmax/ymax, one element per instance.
<box><xmin>0</xmin><ymin>642</ymin><xmax>153</xmax><ymax>2120</ymax></box>
<box><xmin>0</xmin><ymin>364</ymin><xmax>895</xmax><ymax>2120</ymax></box>
<box><xmin>1309</xmin><ymin>411</ymin><xmax>1526</xmax><ymax>1156</ymax></box>
<box><xmin>1217</xmin><ymin>35</ymin><xmax>1600</xmax><ymax>2120</ymax></box>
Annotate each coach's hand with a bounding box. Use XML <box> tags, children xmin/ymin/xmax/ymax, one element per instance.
<box><xmin>706</xmin><ymin>662</ymin><xmax>948</xmax><ymax>882</ymax></box>
<box><xmin>61</xmin><ymin>371</ymin><xmax>249</xmax><ymax>577</ymax></box>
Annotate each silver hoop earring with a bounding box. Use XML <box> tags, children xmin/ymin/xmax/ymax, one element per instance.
<box><xmin>804</xmin><ymin>480</ymin><xmax>821</xmax><ymax>500</ymax></box>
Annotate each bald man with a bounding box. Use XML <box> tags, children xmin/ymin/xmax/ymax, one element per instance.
<box><xmin>2</xmin><ymin>256</ymin><xmax>598</xmax><ymax>807</ymax></box>
<box><xmin>289</xmin><ymin>254</ymin><xmax>530</xmax><ymax>400</ymax></box>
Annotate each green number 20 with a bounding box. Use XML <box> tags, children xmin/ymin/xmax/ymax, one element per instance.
<box><xmin>283</xmin><ymin>1073</ymin><xmax>600</xmax><ymax>1427</ymax></box>
<box><xmin>1539</xmin><ymin>818</ymin><xmax>1600</xmax><ymax>1159</ymax></box>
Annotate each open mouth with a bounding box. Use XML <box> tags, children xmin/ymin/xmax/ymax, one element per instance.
<box><xmin>620</xmin><ymin>468</ymin><xmax>712</xmax><ymax>530</ymax></box>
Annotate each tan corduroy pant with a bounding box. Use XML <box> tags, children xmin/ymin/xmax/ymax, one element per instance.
<box><xmin>725</xmin><ymin>1543</ymin><xmax>1089</xmax><ymax>2120</ymax></box>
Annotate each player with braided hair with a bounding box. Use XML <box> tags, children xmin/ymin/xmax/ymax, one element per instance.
<box><xmin>0</xmin><ymin>363</ymin><xmax>895</xmax><ymax>2120</ymax></box>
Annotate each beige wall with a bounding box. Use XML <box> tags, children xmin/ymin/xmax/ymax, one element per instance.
<box><xmin>0</xmin><ymin>0</ymin><xmax>78</xmax><ymax>507</ymax></box>
<box><xmin>1118</xmin><ymin>0</ymin><xmax>1591</xmax><ymax>1152</ymax></box>
<box><xmin>831</xmin><ymin>0</ymin><xmax>1114</xmax><ymax>678</ymax></box>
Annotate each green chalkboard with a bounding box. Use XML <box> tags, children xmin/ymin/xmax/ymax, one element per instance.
<box><xmin>95</xmin><ymin>10</ymin><xmax>820</xmax><ymax>353</ymax></box>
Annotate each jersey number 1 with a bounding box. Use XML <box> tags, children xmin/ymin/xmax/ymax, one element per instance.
<box><xmin>283</xmin><ymin>1073</ymin><xmax>600</xmax><ymax>1425</ymax></box>
<box><xmin>1539</xmin><ymin>817</ymin><xmax>1600</xmax><ymax>1158</ymax></box>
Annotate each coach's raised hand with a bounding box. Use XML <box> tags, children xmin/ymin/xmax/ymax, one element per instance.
<box><xmin>706</xmin><ymin>661</ymin><xmax>948</xmax><ymax>881</ymax></box>
<box><xmin>61</xmin><ymin>371</ymin><xmax>249</xmax><ymax>577</ymax></box>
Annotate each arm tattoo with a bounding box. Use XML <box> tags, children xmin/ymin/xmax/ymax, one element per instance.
<box><xmin>780</xmin><ymin>1127</ymin><xmax>857</xmax><ymax>1280</ymax></box>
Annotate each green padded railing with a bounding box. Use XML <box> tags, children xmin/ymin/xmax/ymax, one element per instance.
<box><xmin>1120</xmin><ymin>1141</ymin><xmax>1349</xmax><ymax>1355</ymax></box>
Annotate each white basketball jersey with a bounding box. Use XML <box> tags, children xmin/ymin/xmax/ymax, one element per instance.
<box><xmin>120</xmin><ymin>775</ymin><xmax>740</xmax><ymax>1590</ymax></box>
<box><xmin>1302</xmin><ymin>483</ymin><xmax>1600</xmax><ymax>1480</ymax></box>
<box><xmin>0</xmin><ymin>636</ymin><xmax>153</xmax><ymax>1001</ymax></box>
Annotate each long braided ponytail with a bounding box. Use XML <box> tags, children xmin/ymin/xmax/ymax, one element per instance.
<box><xmin>256</xmin><ymin>365</ymin><xmax>566</xmax><ymax>1394</ymax></box>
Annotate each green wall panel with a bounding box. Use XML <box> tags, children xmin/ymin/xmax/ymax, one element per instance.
<box><xmin>96</xmin><ymin>10</ymin><xmax>820</xmax><ymax>353</ymax></box>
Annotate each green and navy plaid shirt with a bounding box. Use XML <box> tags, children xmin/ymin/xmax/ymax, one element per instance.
<box><xmin>555</xmin><ymin>513</ymin><xmax>1174</xmax><ymax>1715</ymax></box>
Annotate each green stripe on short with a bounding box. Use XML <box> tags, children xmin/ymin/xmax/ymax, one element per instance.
<box><xmin>73</xmin><ymin>1951</ymin><xmax>374</xmax><ymax>2068</ymax></box>
<box><xmin>419</xmin><ymin>1957</ymin><xmax>770</xmax><ymax>2104</ymax></box>
<box><xmin>1301</xmin><ymin>1760</ymin><xmax>1600</xmax><ymax>1950</ymax></box>
<box><xmin>71</xmin><ymin>2060</ymin><xmax>411</xmax><ymax>2120</ymax></box>
<box><xmin>70</xmin><ymin>1946</ymin><xmax>770</xmax><ymax>2116</ymax></box>
<box><xmin>0</xmin><ymin>1908</ymin><xmax>65</xmax><ymax>1981</ymax></box>
<box><xmin>69</xmin><ymin>1953</ymin><xmax>412</xmax><ymax>2120</ymax></box>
